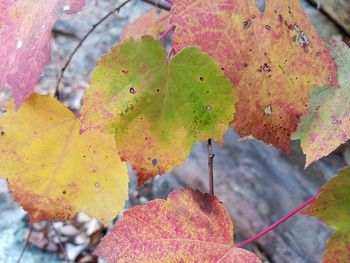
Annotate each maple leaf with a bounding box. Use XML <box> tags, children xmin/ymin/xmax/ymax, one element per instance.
<box><xmin>295</xmin><ymin>40</ymin><xmax>350</xmax><ymax>167</ymax></box>
<box><xmin>95</xmin><ymin>188</ymin><xmax>262</xmax><ymax>263</ymax></box>
<box><xmin>80</xmin><ymin>36</ymin><xmax>236</xmax><ymax>185</ymax></box>
<box><xmin>171</xmin><ymin>0</ymin><xmax>338</xmax><ymax>152</ymax></box>
<box><xmin>0</xmin><ymin>0</ymin><xmax>85</xmax><ymax>109</ymax></box>
<box><xmin>0</xmin><ymin>94</ymin><xmax>128</xmax><ymax>224</ymax></box>
<box><xmin>121</xmin><ymin>7</ymin><xmax>171</xmax><ymax>40</ymax></box>
<box><xmin>303</xmin><ymin>167</ymin><xmax>350</xmax><ymax>263</ymax></box>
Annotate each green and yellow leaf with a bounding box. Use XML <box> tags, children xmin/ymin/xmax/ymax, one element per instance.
<box><xmin>295</xmin><ymin>40</ymin><xmax>350</xmax><ymax>166</ymax></box>
<box><xmin>303</xmin><ymin>167</ymin><xmax>350</xmax><ymax>263</ymax></box>
<box><xmin>80</xmin><ymin>36</ymin><xmax>236</xmax><ymax>185</ymax></box>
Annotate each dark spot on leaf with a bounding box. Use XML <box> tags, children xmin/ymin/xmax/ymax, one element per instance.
<box><xmin>243</xmin><ymin>20</ymin><xmax>251</xmax><ymax>29</ymax></box>
<box><xmin>62</xmin><ymin>190</ymin><xmax>66</xmax><ymax>195</ymax></box>
<box><xmin>122</xmin><ymin>69</ymin><xmax>128</xmax><ymax>74</ymax></box>
<box><xmin>263</xmin><ymin>63</ymin><xmax>271</xmax><ymax>72</ymax></box>
<box><xmin>82</xmin><ymin>155</ymin><xmax>86</xmax><ymax>158</ymax></box>
<box><xmin>199</xmin><ymin>76</ymin><xmax>205</xmax><ymax>81</ymax></box>
<box><xmin>0</xmin><ymin>131</ymin><xmax>5</xmax><ymax>136</ymax></box>
<box><xmin>278</xmin><ymin>14</ymin><xmax>283</xmax><ymax>22</ymax></box>
<box><xmin>157</xmin><ymin>89</ymin><xmax>160</xmax><ymax>92</ymax></box>
<box><xmin>130</xmin><ymin>87</ymin><xmax>135</xmax><ymax>94</ymax></box>
<box><xmin>152</xmin><ymin>159</ymin><xmax>158</xmax><ymax>166</ymax></box>
<box><xmin>265</xmin><ymin>25</ymin><xmax>271</xmax><ymax>30</ymax></box>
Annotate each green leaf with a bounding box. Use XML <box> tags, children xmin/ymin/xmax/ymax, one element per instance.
<box><xmin>295</xmin><ymin>40</ymin><xmax>350</xmax><ymax>167</ymax></box>
<box><xmin>303</xmin><ymin>167</ymin><xmax>350</xmax><ymax>263</ymax></box>
<box><xmin>80</xmin><ymin>36</ymin><xmax>236</xmax><ymax>185</ymax></box>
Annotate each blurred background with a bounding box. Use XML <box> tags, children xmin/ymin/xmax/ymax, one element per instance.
<box><xmin>0</xmin><ymin>0</ymin><xmax>349</xmax><ymax>262</ymax></box>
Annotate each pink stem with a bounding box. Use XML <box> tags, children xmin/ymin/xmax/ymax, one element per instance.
<box><xmin>166</xmin><ymin>48</ymin><xmax>175</xmax><ymax>60</ymax></box>
<box><xmin>159</xmin><ymin>25</ymin><xmax>176</xmax><ymax>41</ymax></box>
<box><xmin>235</xmin><ymin>192</ymin><xmax>319</xmax><ymax>248</ymax></box>
<box><xmin>164</xmin><ymin>0</ymin><xmax>173</xmax><ymax>4</ymax></box>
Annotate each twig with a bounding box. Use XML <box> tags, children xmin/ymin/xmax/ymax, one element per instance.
<box><xmin>54</xmin><ymin>0</ymin><xmax>133</xmax><ymax>100</ymax></box>
<box><xmin>208</xmin><ymin>139</ymin><xmax>215</xmax><ymax>195</ymax></box>
<box><xmin>52</xmin><ymin>224</ymin><xmax>69</xmax><ymax>263</ymax></box>
<box><xmin>16</xmin><ymin>226</ymin><xmax>33</xmax><ymax>263</ymax></box>
<box><xmin>141</xmin><ymin>0</ymin><xmax>172</xmax><ymax>11</ymax></box>
<box><xmin>235</xmin><ymin>192</ymin><xmax>319</xmax><ymax>248</ymax></box>
<box><xmin>159</xmin><ymin>25</ymin><xmax>176</xmax><ymax>41</ymax></box>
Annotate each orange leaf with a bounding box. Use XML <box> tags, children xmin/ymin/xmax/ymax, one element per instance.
<box><xmin>121</xmin><ymin>8</ymin><xmax>170</xmax><ymax>40</ymax></box>
<box><xmin>171</xmin><ymin>0</ymin><xmax>338</xmax><ymax>152</ymax></box>
<box><xmin>95</xmin><ymin>188</ymin><xmax>261</xmax><ymax>262</ymax></box>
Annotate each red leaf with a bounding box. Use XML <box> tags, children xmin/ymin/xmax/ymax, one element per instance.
<box><xmin>95</xmin><ymin>188</ymin><xmax>261</xmax><ymax>262</ymax></box>
<box><xmin>0</xmin><ymin>0</ymin><xmax>85</xmax><ymax>109</ymax></box>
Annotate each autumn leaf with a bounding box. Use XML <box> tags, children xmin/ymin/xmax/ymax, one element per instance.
<box><xmin>80</xmin><ymin>36</ymin><xmax>236</xmax><ymax>185</ymax></box>
<box><xmin>0</xmin><ymin>0</ymin><xmax>85</xmax><ymax>109</ymax></box>
<box><xmin>295</xmin><ymin>40</ymin><xmax>350</xmax><ymax>167</ymax></box>
<box><xmin>95</xmin><ymin>188</ymin><xmax>262</xmax><ymax>263</ymax></box>
<box><xmin>171</xmin><ymin>0</ymin><xmax>338</xmax><ymax>152</ymax></box>
<box><xmin>121</xmin><ymin>7</ymin><xmax>170</xmax><ymax>40</ymax></box>
<box><xmin>0</xmin><ymin>94</ymin><xmax>128</xmax><ymax>225</ymax></box>
<box><xmin>303</xmin><ymin>167</ymin><xmax>350</xmax><ymax>263</ymax></box>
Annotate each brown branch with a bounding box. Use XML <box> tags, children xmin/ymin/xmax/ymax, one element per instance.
<box><xmin>16</xmin><ymin>226</ymin><xmax>33</xmax><ymax>263</ymax></box>
<box><xmin>52</xmin><ymin>224</ymin><xmax>69</xmax><ymax>263</ymax></box>
<box><xmin>54</xmin><ymin>0</ymin><xmax>133</xmax><ymax>100</ymax></box>
<box><xmin>208</xmin><ymin>139</ymin><xmax>214</xmax><ymax>195</ymax></box>
<box><xmin>142</xmin><ymin>0</ymin><xmax>171</xmax><ymax>11</ymax></box>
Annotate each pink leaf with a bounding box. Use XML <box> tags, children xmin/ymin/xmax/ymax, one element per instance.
<box><xmin>0</xmin><ymin>0</ymin><xmax>85</xmax><ymax>109</ymax></box>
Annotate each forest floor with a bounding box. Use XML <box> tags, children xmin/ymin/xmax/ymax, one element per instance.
<box><xmin>0</xmin><ymin>0</ymin><xmax>349</xmax><ymax>262</ymax></box>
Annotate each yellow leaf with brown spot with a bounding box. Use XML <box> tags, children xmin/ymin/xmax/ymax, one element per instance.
<box><xmin>0</xmin><ymin>94</ymin><xmax>128</xmax><ymax>225</ymax></box>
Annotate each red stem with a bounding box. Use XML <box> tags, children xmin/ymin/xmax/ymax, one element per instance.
<box><xmin>159</xmin><ymin>25</ymin><xmax>176</xmax><ymax>41</ymax></box>
<box><xmin>166</xmin><ymin>48</ymin><xmax>175</xmax><ymax>60</ymax></box>
<box><xmin>164</xmin><ymin>0</ymin><xmax>173</xmax><ymax>4</ymax></box>
<box><xmin>235</xmin><ymin>192</ymin><xmax>319</xmax><ymax>248</ymax></box>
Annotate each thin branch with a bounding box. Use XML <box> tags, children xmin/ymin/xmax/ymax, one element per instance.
<box><xmin>52</xmin><ymin>224</ymin><xmax>69</xmax><ymax>263</ymax></box>
<box><xmin>54</xmin><ymin>0</ymin><xmax>133</xmax><ymax>100</ymax></box>
<box><xmin>235</xmin><ymin>192</ymin><xmax>319</xmax><ymax>248</ymax></box>
<box><xmin>17</xmin><ymin>226</ymin><xmax>33</xmax><ymax>263</ymax></box>
<box><xmin>159</xmin><ymin>25</ymin><xmax>176</xmax><ymax>41</ymax></box>
<box><xmin>208</xmin><ymin>139</ymin><xmax>215</xmax><ymax>195</ymax></box>
<box><xmin>141</xmin><ymin>0</ymin><xmax>172</xmax><ymax>11</ymax></box>
<box><xmin>166</xmin><ymin>48</ymin><xmax>175</xmax><ymax>60</ymax></box>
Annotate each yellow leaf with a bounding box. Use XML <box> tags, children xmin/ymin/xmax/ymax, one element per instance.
<box><xmin>0</xmin><ymin>94</ymin><xmax>128</xmax><ymax>225</ymax></box>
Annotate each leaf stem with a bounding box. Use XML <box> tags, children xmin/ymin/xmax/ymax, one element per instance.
<box><xmin>208</xmin><ymin>139</ymin><xmax>215</xmax><ymax>195</ymax></box>
<box><xmin>235</xmin><ymin>192</ymin><xmax>319</xmax><ymax>248</ymax></box>
<box><xmin>166</xmin><ymin>48</ymin><xmax>175</xmax><ymax>61</ymax></box>
<box><xmin>54</xmin><ymin>0</ymin><xmax>133</xmax><ymax>100</ymax></box>
<box><xmin>159</xmin><ymin>25</ymin><xmax>176</xmax><ymax>41</ymax></box>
